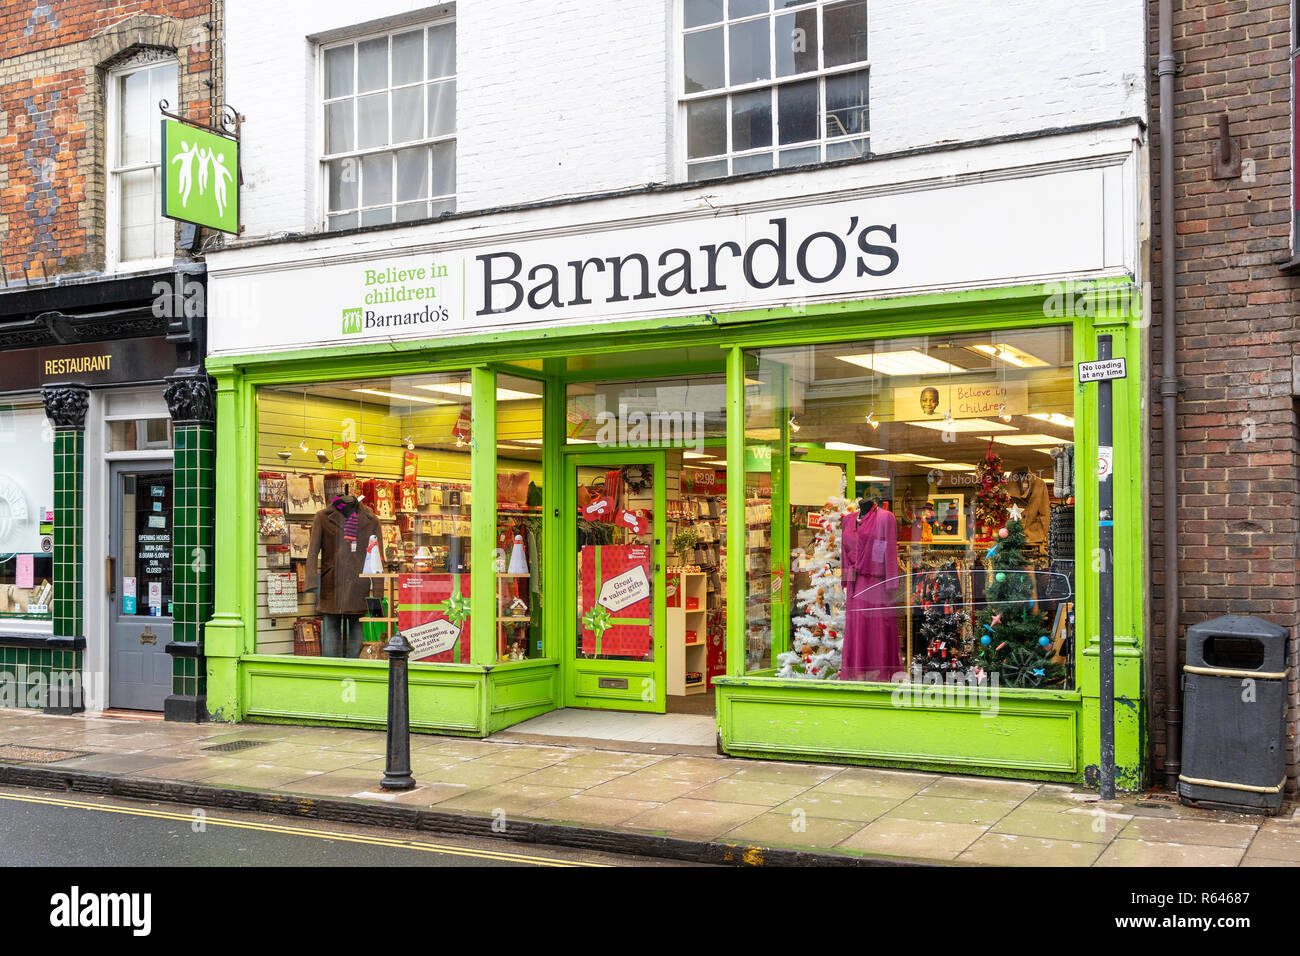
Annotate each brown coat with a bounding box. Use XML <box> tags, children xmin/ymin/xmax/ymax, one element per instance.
<box><xmin>1006</xmin><ymin>474</ymin><xmax>1050</xmax><ymax>547</ymax></box>
<box><xmin>305</xmin><ymin>502</ymin><xmax>381</xmax><ymax>615</ymax></box>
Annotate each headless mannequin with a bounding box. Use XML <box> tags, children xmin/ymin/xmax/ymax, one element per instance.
<box><xmin>306</xmin><ymin>488</ymin><xmax>370</xmax><ymax>658</ymax></box>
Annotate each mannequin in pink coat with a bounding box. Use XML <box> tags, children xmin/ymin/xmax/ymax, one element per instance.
<box><xmin>840</xmin><ymin>499</ymin><xmax>902</xmax><ymax>681</ymax></box>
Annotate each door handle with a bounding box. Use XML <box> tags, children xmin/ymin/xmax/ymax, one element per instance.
<box><xmin>106</xmin><ymin>557</ymin><xmax>115</xmax><ymax>596</ymax></box>
<box><xmin>139</xmin><ymin>627</ymin><xmax>157</xmax><ymax>645</ymax></box>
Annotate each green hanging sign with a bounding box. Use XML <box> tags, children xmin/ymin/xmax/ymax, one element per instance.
<box><xmin>160</xmin><ymin>118</ymin><xmax>239</xmax><ymax>235</ymax></box>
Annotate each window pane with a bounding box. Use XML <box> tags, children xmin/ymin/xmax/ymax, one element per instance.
<box><xmin>356</xmin><ymin>91</ymin><xmax>389</xmax><ymax>148</ymax></box>
<box><xmin>774</xmin><ymin>8</ymin><xmax>818</xmax><ymax>76</ymax></box>
<box><xmin>325</xmin><ymin>100</ymin><xmax>354</xmax><ymax>154</ymax></box>
<box><xmin>119</xmin><ymin>70</ymin><xmax>150</xmax><ymax>166</ymax></box>
<box><xmin>361</xmin><ymin>207</ymin><xmax>393</xmax><ymax>227</ymax></box>
<box><xmin>777</xmin><ymin>77</ymin><xmax>817</xmax><ymax>144</ymax></box>
<box><xmin>730</xmin><ymin>0</ymin><xmax>769</xmax><ymax>16</ymax></box>
<box><xmin>430</xmin><ymin>197</ymin><xmax>455</xmax><ymax>217</ymax></box>
<box><xmin>826</xmin><ymin>136</ymin><xmax>868</xmax><ymax>160</ymax></box>
<box><xmin>684</xmin><ymin>27</ymin><xmax>725</xmax><ymax>93</ymax></box>
<box><xmin>431</xmin><ymin>140</ymin><xmax>456</xmax><ymax>196</ymax></box>
<box><xmin>684</xmin><ymin>0</ymin><xmax>724</xmax><ymax>28</ymax></box>
<box><xmin>729</xmin><ymin>17</ymin><xmax>770</xmax><ymax>85</ymax></box>
<box><xmin>362</xmin><ymin>152</ymin><xmax>392</xmax><ymax>207</ymax></box>
<box><xmin>778</xmin><ymin>145</ymin><xmax>819</xmax><ymax>166</ymax></box>
<box><xmin>357</xmin><ymin>36</ymin><xmax>388</xmax><ymax>92</ymax></box>
<box><xmin>328</xmin><ymin>212</ymin><xmax>358</xmax><ymax>231</ymax></box>
<box><xmin>731</xmin><ymin>88</ymin><xmax>772</xmax><ymax>150</ymax></box>
<box><xmin>746</xmin><ymin>327</ymin><xmax>1077</xmax><ymax>689</ymax></box>
<box><xmin>150</xmin><ymin>63</ymin><xmax>177</xmax><ymax>157</ymax></box>
<box><xmin>396</xmin><ymin>200</ymin><xmax>429</xmax><ymax>222</ymax></box>
<box><xmin>428</xmin><ymin>23</ymin><xmax>456</xmax><ymax>77</ymax></box>
<box><xmin>687</xmin><ymin>96</ymin><xmax>727</xmax><ymax>159</ymax></box>
<box><xmin>119</xmin><ymin>168</ymin><xmax>155</xmax><ymax>260</ymax></box>
<box><xmin>427</xmin><ymin>79</ymin><xmax>455</xmax><ymax>137</ymax></box>
<box><xmin>395</xmin><ymin>145</ymin><xmax>429</xmax><ymax>202</ymax></box>
<box><xmin>825</xmin><ymin>68</ymin><xmax>869</xmax><ymax>138</ymax></box>
<box><xmin>823</xmin><ymin>0</ymin><xmax>869</xmax><ymax>66</ymax></box>
<box><xmin>688</xmin><ymin>159</ymin><xmax>728</xmax><ymax>180</ymax></box>
<box><xmin>154</xmin><ymin>224</ymin><xmax>174</xmax><ymax>261</ymax></box>
<box><xmin>392</xmin><ymin>30</ymin><xmax>424</xmax><ymax>85</ymax></box>
<box><xmin>733</xmin><ymin>151</ymin><xmax>772</xmax><ymax>173</ymax></box>
<box><xmin>328</xmin><ymin>157</ymin><xmax>359</xmax><ymax>211</ymax></box>
<box><xmin>392</xmin><ymin>85</ymin><xmax>424</xmax><ymax>143</ymax></box>
<box><xmin>325</xmin><ymin>45</ymin><xmax>354</xmax><ymax>97</ymax></box>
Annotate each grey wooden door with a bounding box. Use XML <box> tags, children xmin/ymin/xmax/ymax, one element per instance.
<box><xmin>108</xmin><ymin>465</ymin><xmax>173</xmax><ymax>711</ymax></box>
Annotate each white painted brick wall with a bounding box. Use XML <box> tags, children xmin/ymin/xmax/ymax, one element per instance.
<box><xmin>868</xmin><ymin>0</ymin><xmax>1146</xmax><ymax>153</ymax></box>
<box><xmin>225</xmin><ymin>0</ymin><xmax>1144</xmax><ymax>240</ymax></box>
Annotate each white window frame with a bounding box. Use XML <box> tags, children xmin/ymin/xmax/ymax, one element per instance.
<box><xmin>105</xmin><ymin>53</ymin><xmax>178</xmax><ymax>272</ymax></box>
<box><xmin>676</xmin><ymin>0</ymin><xmax>870</xmax><ymax>181</ymax></box>
<box><xmin>317</xmin><ymin>14</ymin><xmax>457</xmax><ymax>232</ymax></box>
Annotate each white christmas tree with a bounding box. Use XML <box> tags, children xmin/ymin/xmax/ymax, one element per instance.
<box><xmin>777</xmin><ymin>497</ymin><xmax>851</xmax><ymax>680</ymax></box>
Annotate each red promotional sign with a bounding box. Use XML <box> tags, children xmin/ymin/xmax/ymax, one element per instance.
<box><xmin>579</xmin><ymin>544</ymin><xmax>652</xmax><ymax>658</ymax></box>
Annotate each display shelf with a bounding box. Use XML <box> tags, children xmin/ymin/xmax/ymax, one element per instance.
<box><xmin>496</xmin><ymin>571</ymin><xmax>532</xmax><ymax>662</ymax></box>
<box><xmin>667</xmin><ymin>570</ymin><xmax>709</xmax><ymax>695</ymax></box>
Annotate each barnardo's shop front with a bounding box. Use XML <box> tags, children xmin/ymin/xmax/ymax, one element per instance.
<box><xmin>206</xmin><ymin>123</ymin><xmax>1148</xmax><ymax>785</ymax></box>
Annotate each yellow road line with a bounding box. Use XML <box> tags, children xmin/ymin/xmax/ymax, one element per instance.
<box><xmin>0</xmin><ymin>790</ymin><xmax>607</xmax><ymax>867</ymax></box>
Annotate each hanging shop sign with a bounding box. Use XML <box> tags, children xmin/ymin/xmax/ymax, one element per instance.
<box><xmin>0</xmin><ymin>337</ymin><xmax>177</xmax><ymax>392</ymax></box>
<box><xmin>892</xmin><ymin>380</ymin><xmax>1028</xmax><ymax>421</ymax></box>
<box><xmin>161</xmin><ymin>117</ymin><xmax>240</xmax><ymax>235</ymax></box>
<box><xmin>209</xmin><ymin>162</ymin><xmax>1119</xmax><ymax>356</ymax></box>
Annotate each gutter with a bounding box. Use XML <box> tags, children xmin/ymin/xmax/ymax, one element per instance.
<box><xmin>1157</xmin><ymin>0</ymin><xmax>1182</xmax><ymax>791</ymax></box>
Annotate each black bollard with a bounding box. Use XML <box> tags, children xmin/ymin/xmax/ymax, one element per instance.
<box><xmin>380</xmin><ymin>630</ymin><xmax>416</xmax><ymax>790</ymax></box>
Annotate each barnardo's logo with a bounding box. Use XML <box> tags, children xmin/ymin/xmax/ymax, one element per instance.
<box><xmin>341</xmin><ymin>308</ymin><xmax>363</xmax><ymax>334</ymax></box>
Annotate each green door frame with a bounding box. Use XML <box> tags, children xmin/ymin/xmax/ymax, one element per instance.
<box><xmin>563</xmin><ymin>447</ymin><xmax>668</xmax><ymax>712</ymax></box>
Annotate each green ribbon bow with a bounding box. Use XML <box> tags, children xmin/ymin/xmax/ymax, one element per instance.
<box><xmin>582</xmin><ymin>604</ymin><xmax>613</xmax><ymax>642</ymax></box>
<box><xmin>439</xmin><ymin>586</ymin><xmax>472</xmax><ymax>627</ymax></box>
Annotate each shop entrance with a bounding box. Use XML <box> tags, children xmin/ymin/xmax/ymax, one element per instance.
<box><xmin>565</xmin><ymin>449</ymin><xmax>666</xmax><ymax>713</ymax></box>
<box><xmin>107</xmin><ymin>464</ymin><xmax>174</xmax><ymax>711</ymax></box>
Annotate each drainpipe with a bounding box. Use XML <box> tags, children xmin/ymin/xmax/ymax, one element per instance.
<box><xmin>1157</xmin><ymin>0</ymin><xmax>1182</xmax><ymax>792</ymax></box>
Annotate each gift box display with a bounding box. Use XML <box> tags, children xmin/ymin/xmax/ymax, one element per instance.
<box><xmin>397</xmin><ymin>573</ymin><xmax>471</xmax><ymax>664</ymax></box>
<box><xmin>579</xmin><ymin>544</ymin><xmax>652</xmax><ymax>658</ymax></box>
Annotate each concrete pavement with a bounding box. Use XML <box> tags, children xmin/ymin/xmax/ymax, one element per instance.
<box><xmin>0</xmin><ymin>708</ymin><xmax>1296</xmax><ymax>866</ymax></box>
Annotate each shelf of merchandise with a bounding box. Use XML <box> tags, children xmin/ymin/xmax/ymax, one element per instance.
<box><xmin>667</xmin><ymin>570</ymin><xmax>709</xmax><ymax>695</ymax></box>
<box><xmin>496</xmin><ymin>572</ymin><xmax>531</xmax><ymax>661</ymax></box>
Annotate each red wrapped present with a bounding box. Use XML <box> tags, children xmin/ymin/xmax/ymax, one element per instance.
<box><xmin>397</xmin><ymin>572</ymin><xmax>471</xmax><ymax>664</ymax></box>
<box><xmin>579</xmin><ymin>544</ymin><xmax>652</xmax><ymax>658</ymax></box>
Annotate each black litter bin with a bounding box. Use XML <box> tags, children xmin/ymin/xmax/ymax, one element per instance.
<box><xmin>1178</xmin><ymin>615</ymin><xmax>1289</xmax><ymax>814</ymax></box>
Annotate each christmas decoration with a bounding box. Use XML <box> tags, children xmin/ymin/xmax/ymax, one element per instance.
<box><xmin>1007</xmin><ymin>503</ymin><xmax>1024</xmax><ymax>522</ymax></box>
<box><xmin>998</xmin><ymin>527</ymin><xmax>1008</xmax><ymax>538</ymax></box>
<box><xmin>777</xmin><ymin>498</ymin><xmax>851</xmax><ymax>679</ymax></box>
<box><xmin>911</xmin><ymin>561</ymin><xmax>971</xmax><ymax>675</ymax></box>
<box><xmin>974</xmin><ymin>518</ymin><xmax>1063</xmax><ymax>688</ymax></box>
<box><xmin>973</xmin><ymin>441</ymin><xmax>1010</xmax><ymax>539</ymax></box>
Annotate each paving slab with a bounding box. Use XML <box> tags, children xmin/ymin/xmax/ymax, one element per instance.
<box><xmin>958</xmin><ymin>832</ymin><xmax>1105</xmax><ymax>867</ymax></box>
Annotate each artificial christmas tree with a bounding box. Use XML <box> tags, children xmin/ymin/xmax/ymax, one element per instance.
<box><xmin>912</xmin><ymin>561</ymin><xmax>970</xmax><ymax>675</ymax></box>
<box><xmin>974</xmin><ymin>517</ymin><xmax>1062</xmax><ymax>687</ymax></box>
<box><xmin>973</xmin><ymin>441</ymin><xmax>1010</xmax><ymax>542</ymax></box>
<box><xmin>777</xmin><ymin>499</ymin><xmax>849</xmax><ymax>679</ymax></box>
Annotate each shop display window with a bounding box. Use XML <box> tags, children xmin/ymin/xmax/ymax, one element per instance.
<box><xmin>494</xmin><ymin>374</ymin><xmax>545</xmax><ymax>662</ymax></box>
<box><xmin>0</xmin><ymin>403</ymin><xmax>54</xmax><ymax>625</ymax></box>
<box><xmin>744</xmin><ymin>327</ymin><xmax>1077</xmax><ymax>690</ymax></box>
<box><xmin>255</xmin><ymin>372</ymin><xmax>476</xmax><ymax>662</ymax></box>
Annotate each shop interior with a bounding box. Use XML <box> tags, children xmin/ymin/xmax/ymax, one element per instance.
<box><xmin>745</xmin><ymin>327</ymin><xmax>1077</xmax><ymax>689</ymax></box>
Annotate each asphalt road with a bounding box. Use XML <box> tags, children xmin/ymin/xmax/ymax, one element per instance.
<box><xmin>0</xmin><ymin>786</ymin><xmax>694</xmax><ymax>867</ymax></box>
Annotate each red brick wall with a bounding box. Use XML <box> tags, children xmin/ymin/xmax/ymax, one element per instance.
<box><xmin>0</xmin><ymin>1</ymin><xmax>222</xmax><ymax>280</ymax></box>
<box><xmin>1148</xmin><ymin>0</ymin><xmax>1300</xmax><ymax>791</ymax></box>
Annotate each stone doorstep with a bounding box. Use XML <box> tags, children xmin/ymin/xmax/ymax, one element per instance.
<box><xmin>0</xmin><ymin>761</ymin><xmax>935</xmax><ymax>869</ymax></box>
